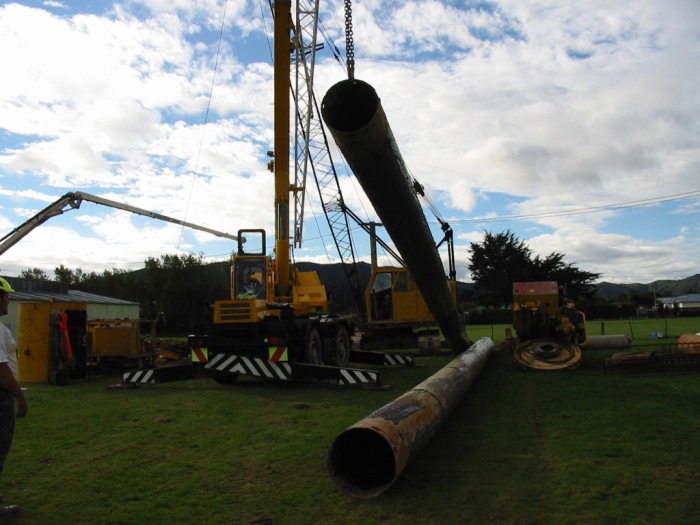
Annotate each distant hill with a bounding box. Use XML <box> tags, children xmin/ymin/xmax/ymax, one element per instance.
<box><xmin>263</xmin><ymin>262</ymin><xmax>700</xmax><ymax>306</ymax></box>
<box><xmin>593</xmin><ymin>274</ymin><xmax>700</xmax><ymax>302</ymax></box>
<box><xmin>64</xmin><ymin>261</ymin><xmax>700</xmax><ymax>332</ymax></box>
<box><xmin>303</xmin><ymin>263</ymin><xmax>699</xmax><ymax>306</ymax></box>
<box><xmin>126</xmin><ymin>260</ymin><xmax>699</xmax><ymax>313</ymax></box>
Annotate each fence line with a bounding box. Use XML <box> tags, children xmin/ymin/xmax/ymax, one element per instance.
<box><xmin>466</xmin><ymin>317</ymin><xmax>700</xmax><ymax>344</ymax></box>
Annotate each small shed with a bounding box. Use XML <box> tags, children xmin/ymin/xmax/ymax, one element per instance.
<box><xmin>2</xmin><ymin>277</ymin><xmax>140</xmax><ymax>383</ymax></box>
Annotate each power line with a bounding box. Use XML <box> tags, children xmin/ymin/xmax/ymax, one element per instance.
<box><xmin>450</xmin><ymin>190</ymin><xmax>700</xmax><ymax>225</ymax></box>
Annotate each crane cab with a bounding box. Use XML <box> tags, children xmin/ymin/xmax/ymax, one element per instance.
<box><xmin>231</xmin><ymin>229</ymin><xmax>269</xmax><ymax>301</ymax></box>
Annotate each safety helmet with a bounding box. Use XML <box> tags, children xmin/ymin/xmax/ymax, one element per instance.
<box><xmin>0</xmin><ymin>277</ymin><xmax>15</xmax><ymax>294</ymax></box>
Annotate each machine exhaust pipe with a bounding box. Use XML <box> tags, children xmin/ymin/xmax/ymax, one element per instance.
<box><xmin>327</xmin><ymin>337</ymin><xmax>495</xmax><ymax>498</ymax></box>
<box><xmin>322</xmin><ymin>79</ymin><xmax>470</xmax><ymax>354</ymax></box>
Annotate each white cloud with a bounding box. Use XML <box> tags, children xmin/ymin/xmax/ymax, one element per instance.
<box><xmin>1</xmin><ymin>1</ymin><xmax>699</xmax><ymax>287</ymax></box>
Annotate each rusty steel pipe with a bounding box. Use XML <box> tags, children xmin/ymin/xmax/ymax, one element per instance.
<box><xmin>321</xmin><ymin>79</ymin><xmax>470</xmax><ymax>354</ymax></box>
<box><xmin>327</xmin><ymin>337</ymin><xmax>495</xmax><ymax>498</ymax></box>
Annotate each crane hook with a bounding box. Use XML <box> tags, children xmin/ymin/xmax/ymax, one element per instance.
<box><xmin>344</xmin><ymin>0</ymin><xmax>355</xmax><ymax>80</ymax></box>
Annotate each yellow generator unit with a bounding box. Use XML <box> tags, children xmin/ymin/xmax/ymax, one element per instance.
<box><xmin>87</xmin><ymin>319</ymin><xmax>156</xmax><ymax>369</ymax></box>
<box><xmin>512</xmin><ymin>281</ymin><xmax>587</xmax><ymax>371</ymax></box>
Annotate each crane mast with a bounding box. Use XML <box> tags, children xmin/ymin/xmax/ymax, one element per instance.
<box><xmin>292</xmin><ymin>0</ymin><xmax>320</xmax><ymax>249</ymax></box>
<box><xmin>273</xmin><ymin>0</ymin><xmax>293</xmax><ymax>298</ymax></box>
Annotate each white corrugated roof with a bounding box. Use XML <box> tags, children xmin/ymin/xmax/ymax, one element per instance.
<box><xmin>3</xmin><ymin>276</ymin><xmax>137</xmax><ymax>305</ymax></box>
<box><xmin>658</xmin><ymin>294</ymin><xmax>700</xmax><ymax>304</ymax></box>
<box><xmin>9</xmin><ymin>289</ymin><xmax>138</xmax><ymax>305</ymax></box>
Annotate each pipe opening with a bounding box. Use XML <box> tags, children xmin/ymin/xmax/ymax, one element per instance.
<box><xmin>321</xmin><ymin>79</ymin><xmax>378</xmax><ymax>133</ymax></box>
<box><xmin>328</xmin><ymin>427</ymin><xmax>396</xmax><ymax>498</ymax></box>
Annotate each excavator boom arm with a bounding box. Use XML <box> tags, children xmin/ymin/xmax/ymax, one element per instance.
<box><xmin>0</xmin><ymin>191</ymin><xmax>239</xmax><ymax>257</ymax></box>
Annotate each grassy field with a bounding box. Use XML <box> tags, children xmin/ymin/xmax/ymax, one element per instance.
<box><xmin>4</xmin><ymin>318</ymin><xmax>700</xmax><ymax>524</ymax></box>
<box><xmin>467</xmin><ymin>315</ymin><xmax>700</xmax><ymax>342</ymax></box>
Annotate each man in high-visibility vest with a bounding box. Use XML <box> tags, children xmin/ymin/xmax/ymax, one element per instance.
<box><xmin>0</xmin><ymin>277</ymin><xmax>27</xmax><ymax>516</ymax></box>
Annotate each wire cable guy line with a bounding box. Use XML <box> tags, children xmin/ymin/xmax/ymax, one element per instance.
<box><xmin>449</xmin><ymin>190</ymin><xmax>700</xmax><ymax>225</ymax></box>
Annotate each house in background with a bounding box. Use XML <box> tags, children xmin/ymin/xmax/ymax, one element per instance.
<box><xmin>3</xmin><ymin>277</ymin><xmax>140</xmax><ymax>384</ymax></box>
<box><xmin>658</xmin><ymin>294</ymin><xmax>700</xmax><ymax>316</ymax></box>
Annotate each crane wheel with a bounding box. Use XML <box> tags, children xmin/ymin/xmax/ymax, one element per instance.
<box><xmin>305</xmin><ymin>328</ymin><xmax>323</xmax><ymax>365</ymax></box>
<box><xmin>513</xmin><ymin>339</ymin><xmax>582</xmax><ymax>371</ymax></box>
<box><xmin>330</xmin><ymin>326</ymin><xmax>351</xmax><ymax>367</ymax></box>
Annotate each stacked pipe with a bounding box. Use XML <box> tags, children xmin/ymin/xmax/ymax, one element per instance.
<box><xmin>321</xmin><ymin>79</ymin><xmax>470</xmax><ymax>355</ymax></box>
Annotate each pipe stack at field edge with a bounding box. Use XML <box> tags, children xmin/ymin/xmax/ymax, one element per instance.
<box><xmin>321</xmin><ymin>79</ymin><xmax>470</xmax><ymax>355</ymax></box>
<box><xmin>585</xmin><ymin>335</ymin><xmax>631</xmax><ymax>350</ymax></box>
<box><xmin>327</xmin><ymin>337</ymin><xmax>495</xmax><ymax>498</ymax></box>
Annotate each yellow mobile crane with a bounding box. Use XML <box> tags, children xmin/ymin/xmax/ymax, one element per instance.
<box><xmin>124</xmin><ymin>0</ymin><xmax>413</xmax><ymax>387</ymax></box>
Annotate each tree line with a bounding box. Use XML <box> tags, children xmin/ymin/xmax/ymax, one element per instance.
<box><xmin>17</xmin><ymin>230</ymin><xmax>602</xmax><ymax>332</ymax></box>
<box><xmin>20</xmin><ymin>254</ymin><xmax>231</xmax><ymax>334</ymax></box>
<box><xmin>468</xmin><ymin>230</ymin><xmax>600</xmax><ymax>306</ymax></box>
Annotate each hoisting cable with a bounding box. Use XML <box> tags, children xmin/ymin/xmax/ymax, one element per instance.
<box><xmin>411</xmin><ymin>174</ymin><xmax>457</xmax><ymax>279</ymax></box>
<box><xmin>344</xmin><ymin>0</ymin><xmax>355</xmax><ymax>79</ymax></box>
<box><xmin>411</xmin><ymin>174</ymin><xmax>450</xmax><ymax>236</ymax></box>
<box><xmin>178</xmin><ymin>0</ymin><xmax>230</xmax><ymax>255</ymax></box>
<box><xmin>260</xmin><ymin>0</ymin><xmax>274</xmax><ymax>62</ymax></box>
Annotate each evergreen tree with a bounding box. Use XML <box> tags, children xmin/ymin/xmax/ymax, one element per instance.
<box><xmin>469</xmin><ymin>230</ymin><xmax>600</xmax><ymax>306</ymax></box>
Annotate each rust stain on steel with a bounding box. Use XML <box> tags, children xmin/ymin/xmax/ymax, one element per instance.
<box><xmin>328</xmin><ymin>337</ymin><xmax>495</xmax><ymax>498</ymax></box>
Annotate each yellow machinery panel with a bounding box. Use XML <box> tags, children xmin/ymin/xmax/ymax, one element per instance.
<box><xmin>368</xmin><ymin>268</ymin><xmax>457</xmax><ymax>324</ymax></box>
<box><xmin>513</xmin><ymin>281</ymin><xmax>560</xmax><ymax>316</ymax></box>
<box><xmin>17</xmin><ymin>302</ymin><xmax>86</xmax><ymax>382</ymax></box>
<box><xmin>17</xmin><ymin>303</ymin><xmax>51</xmax><ymax>382</ymax></box>
<box><xmin>292</xmin><ymin>270</ymin><xmax>328</xmax><ymax>315</ymax></box>
<box><xmin>88</xmin><ymin>320</ymin><xmax>140</xmax><ymax>357</ymax></box>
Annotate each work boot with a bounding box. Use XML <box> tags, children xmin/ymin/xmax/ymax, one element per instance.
<box><xmin>0</xmin><ymin>504</ymin><xmax>19</xmax><ymax>515</ymax></box>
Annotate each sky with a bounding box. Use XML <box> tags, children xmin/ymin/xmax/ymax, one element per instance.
<box><xmin>1</xmin><ymin>0</ymin><xmax>699</xmax><ymax>286</ymax></box>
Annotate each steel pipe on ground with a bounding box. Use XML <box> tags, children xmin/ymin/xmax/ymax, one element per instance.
<box><xmin>321</xmin><ymin>79</ymin><xmax>470</xmax><ymax>355</ymax></box>
<box><xmin>327</xmin><ymin>337</ymin><xmax>495</xmax><ymax>498</ymax></box>
<box><xmin>678</xmin><ymin>333</ymin><xmax>700</xmax><ymax>351</ymax></box>
<box><xmin>586</xmin><ymin>334</ymin><xmax>631</xmax><ymax>349</ymax></box>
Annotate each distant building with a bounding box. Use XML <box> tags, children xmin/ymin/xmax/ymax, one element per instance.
<box><xmin>658</xmin><ymin>294</ymin><xmax>700</xmax><ymax>316</ymax></box>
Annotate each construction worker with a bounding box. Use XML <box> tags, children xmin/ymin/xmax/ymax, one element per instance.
<box><xmin>0</xmin><ymin>277</ymin><xmax>27</xmax><ymax>516</ymax></box>
<box><xmin>242</xmin><ymin>269</ymin><xmax>262</xmax><ymax>296</ymax></box>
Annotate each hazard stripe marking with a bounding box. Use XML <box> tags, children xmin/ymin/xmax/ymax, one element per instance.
<box><xmin>123</xmin><ymin>369</ymin><xmax>154</xmax><ymax>384</ymax></box>
<box><xmin>204</xmin><ymin>354</ymin><xmax>292</xmax><ymax>380</ymax></box>
<box><xmin>384</xmin><ymin>354</ymin><xmax>414</xmax><ymax>366</ymax></box>
<box><xmin>207</xmin><ymin>353</ymin><xmax>226</xmax><ymax>367</ymax></box>
<box><xmin>339</xmin><ymin>368</ymin><xmax>378</xmax><ymax>385</ymax></box>
<box><xmin>216</xmin><ymin>355</ymin><xmax>238</xmax><ymax>371</ymax></box>
<box><xmin>269</xmin><ymin>346</ymin><xmax>288</xmax><ymax>361</ymax></box>
<box><xmin>191</xmin><ymin>347</ymin><xmax>208</xmax><ymax>362</ymax></box>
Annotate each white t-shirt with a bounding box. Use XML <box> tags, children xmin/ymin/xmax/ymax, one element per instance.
<box><xmin>0</xmin><ymin>322</ymin><xmax>18</xmax><ymax>379</ymax></box>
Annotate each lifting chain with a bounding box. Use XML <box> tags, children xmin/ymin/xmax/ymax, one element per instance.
<box><xmin>344</xmin><ymin>0</ymin><xmax>355</xmax><ymax>79</ymax></box>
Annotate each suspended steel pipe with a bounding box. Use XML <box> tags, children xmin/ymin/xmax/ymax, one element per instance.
<box><xmin>321</xmin><ymin>79</ymin><xmax>470</xmax><ymax>354</ymax></box>
<box><xmin>327</xmin><ymin>337</ymin><xmax>495</xmax><ymax>498</ymax></box>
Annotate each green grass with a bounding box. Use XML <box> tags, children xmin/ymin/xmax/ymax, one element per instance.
<box><xmin>4</xmin><ymin>320</ymin><xmax>700</xmax><ymax>524</ymax></box>
<box><xmin>467</xmin><ymin>316</ymin><xmax>700</xmax><ymax>343</ymax></box>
